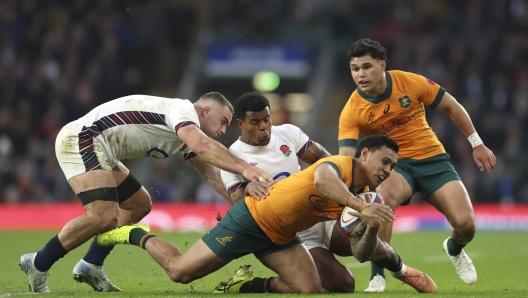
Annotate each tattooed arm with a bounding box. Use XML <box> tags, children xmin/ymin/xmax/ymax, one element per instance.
<box><xmin>350</xmin><ymin>226</ymin><xmax>380</xmax><ymax>263</ymax></box>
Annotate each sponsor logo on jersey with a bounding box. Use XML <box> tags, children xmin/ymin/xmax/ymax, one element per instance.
<box><xmin>215</xmin><ymin>236</ymin><xmax>233</xmax><ymax>246</ymax></box>
<box><xmin>308</xmin><ymin>195</ymin><xmax>332</xmax><ymax>218</ymax></box>
<box><xmin>374</xmin><ymin>114</ymin><xmax>417</xmax><ymax>135</ymax></box>
<box><xmin>383</xmin><ymin>104</ymin><xmax>390</xmax><ymax>114</ymax></box>
<box><xmin>366</xmin><ymin>112</ymin><xmax>376</xmax><ymax>125</ymax></box>
<box><xmin>279</xmin><ymin>145</ymin><xmax>292</xmax><ymax>157</ymax></box>
<box><xmin>398</xmin><ymin>95</ymin><xmax>411</xmax><ymax>108</ymax></box>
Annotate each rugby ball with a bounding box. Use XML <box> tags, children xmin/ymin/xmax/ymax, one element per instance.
<box><xmin>340</xmin><ymin>192</ymin><xmax>384</xmax><ymax>237</ymax></box>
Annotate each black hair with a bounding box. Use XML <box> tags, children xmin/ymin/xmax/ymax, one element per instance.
<box><xmin>233</xmin><ymin>92</ymin><xmax>270</xmax><ymax>120</ymax></box>
<box><xmin>347</xmin><ymin>38</ymin><xmax>387</xmax><ymax>62</ymax></box>
<box><xmin>197</xmin><ymin>91</ymin><xmax>234</xmax><ymax>114</ymax></box>
<box><xmin>354</xmin><ymin>134</ymin><xmax>399</xmax><ymax>158</ymax></box>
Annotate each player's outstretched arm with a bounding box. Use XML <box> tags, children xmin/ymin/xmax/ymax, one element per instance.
<box><xmin>187</xmin><ymin>157</ymin><xmax>230</xmax><ymax>202</ymax></box>
<box><xmin>178</xmin><ymin>125</ymin><xmax>273</xmax><ymax>182</ymax></box>
<box><xmin>434</xmin><ymin>92</ymin><xmax>497</xmax><ymax>175</ymax></box>
<box><xmin>313</xmin><ymin>163</ymin><xmax>394</xmax><ymax>221</ymax></box>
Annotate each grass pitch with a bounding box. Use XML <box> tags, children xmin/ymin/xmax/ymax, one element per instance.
<box><xmin>1</xmin><ymin>231</ymin><xmax>527</xmax><ymax>297</ymax></box>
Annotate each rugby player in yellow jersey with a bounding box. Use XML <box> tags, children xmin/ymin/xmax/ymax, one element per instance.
<box><xmin>338</xmin><ymin>38</ymin><xmax>497</xmax><ymax>292</ymax></box>
<box><xmin>96</xmin><ymin>135</ymin><xmax>437</xmax><ymax>294</ymax></box>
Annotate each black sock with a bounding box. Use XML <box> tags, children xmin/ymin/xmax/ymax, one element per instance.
<box><xmin>34</xmin><ymin>235</ymin><xmax>68</xmax><ymax>272</ymax></box>
<box><xmin>385</xmin><ymin>255</ymin><xmax>403</xmax><ymax>273</ymax></box>
<box><xmin>82</xmin><ymin>236</ymin><xmax>114</xmax><ymax>266</ymax></box>
<box><xmin>371</xmin><ymin>262</ymin><xmax>386</xmax><ymax>279</ymax></box>
<box><xmin>129</xmin><ymin>228</ymin><xmax>156</xmax><ymax>249</ymax></box>
<box><xmin>447</xmin><ymin>237</ymin><xmax>466</xmax><ymax>256</ymax></box>
<box><xmin>239</xmin><ymin>277</ymin><xmax>271</xmax><ymax>293</ymax></box>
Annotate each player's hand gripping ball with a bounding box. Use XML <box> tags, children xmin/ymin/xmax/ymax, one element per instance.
<box><xmin>340</xmin><ymin>192</ymin><xmax>384</xmax><ymax>237</ymax></box>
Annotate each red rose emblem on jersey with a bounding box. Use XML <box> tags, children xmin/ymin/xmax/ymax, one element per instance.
<box><xmin>280</xmin><ymin>145</ymin><xmax>292</xmax><ymax>157</ymax></box>
<box><xmin>426</xmin><ymin>78</ymin><xmax>436</xmax><ymax>85</ymax></box>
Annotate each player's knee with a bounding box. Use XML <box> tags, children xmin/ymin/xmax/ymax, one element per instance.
<box><xmin>455</xmin><ymin>218</ymin><xmax>476</xmax><ymax>240</ymax></box>
<box><xmin>294</xmin><ymin>277</ymin><xmax>322</xmax><ymax>294</ymax></box>
<box><xmin>296</xmin><ymin>285</ymin><xmax>322</xmax><ymax>294</ymax></box>
<box><xmin>94</xmin><ymin>210</ymin><xmax>119</xmax><ymax>232</ymax></box>
<box><xmin>135</xmin><ymin>191</ymin><xmax>152</xmax><ymax>218</ymax></box>
<box><xmin>328</xmin><ymin>275</ymin><xmax>355</xmax><ymax>293</ymax></box>
<box><xmin>377</xmin><ymin>188</ymin><xmax>399</xmax><ymax>210</ymax></box>
<box><xmin>168</xmin><ymin>270</ymin><xmax>194</xmax><ymax>284</ymax></box>
<box><xmin>119</xmin><ymin>187</ymin><xmax>153</xmax><ymax>220</ymax></box>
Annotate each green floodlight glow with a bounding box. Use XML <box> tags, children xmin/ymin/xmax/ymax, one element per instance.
<box><xmin>253</xmin><ymin>71</ymin><xmax>280</xmax><ymax>92</ymax></box>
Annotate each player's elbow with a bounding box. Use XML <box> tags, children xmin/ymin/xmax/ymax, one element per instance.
<box><xmin>314</xmin><ymin>176</ymin><xmax>326</xmax><ymax>191</ymax></box>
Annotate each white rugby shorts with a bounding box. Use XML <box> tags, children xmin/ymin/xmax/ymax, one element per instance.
<box><xmin>55</xmin><ymin>121</ymin><xmax>116</xmax><ymax>181</ymax></box>
<box><xmin>298</xmin><ymin>220</ymin><xmax>336</xmax><ymax>250</ymax></box>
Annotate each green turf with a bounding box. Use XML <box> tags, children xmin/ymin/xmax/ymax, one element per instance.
<box><xmin>1</xmin><ymin>231</ymin><xmax>527</xmax><ymax>297</ymax></box>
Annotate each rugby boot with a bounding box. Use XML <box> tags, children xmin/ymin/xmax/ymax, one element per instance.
<box><xmin>19</xmin><ymin>253</ymin><xmax>50</xmax><ymax>293</ymax></box>
<box><xmin>213</xmin><ymin>264</ymin><xmax>254</xmax><ymax>293</ymax></box>
<box><xmin>443</xmin><ymin>238</ymin><xmax>477</xmax><ymax>284</ymax></box>
<box><xmin>73</xmin><ymin>259</ymin><xmax>122</xmax><ymax>292</ymax></box>
<box><xmin>97</xmin><ymin>223</ymin><xmax>150</xmax><ymax>246</ymax></box>
<box><xmin>365</xmin><ymin>274</ymin><xmax>386</xmax><ymax>292</ymax></box>
<box><xmin>391</xmin><ymin>265</ymin><xmax>437</xmax><ymax>293</ymax></box>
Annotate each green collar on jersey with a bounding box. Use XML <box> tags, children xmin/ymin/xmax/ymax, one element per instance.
<box><xmin>357</xmin><ymin>71</ymin><xmax>392</xmax><ymax>104</ymax></box>
<box><xmin>348</xmin><ymin>159</ymin><xmax>357</xmax><ymax>195</ymax></box>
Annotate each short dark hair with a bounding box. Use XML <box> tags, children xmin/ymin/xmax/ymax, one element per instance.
<box><xmin>233</xmin><ymin>92</ymin><xmax>270</xmax><ymax>120</ymax></box>
<box><xmin>197</xmin><ymin>92</ymin><xmax>234</xmax><ymax>115</ymax></box>
<box><xmin>354</xmin><ymin>134</ymin><xmax>399</xmax><ymax>158</ymax></box>
<box><xmin>347</xmin><ymin>38</ymin><xmax>387</xmax><ymax>62</ymax></box>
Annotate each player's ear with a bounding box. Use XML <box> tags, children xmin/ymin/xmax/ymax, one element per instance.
<box><xmin>202</xmin><ymin>105</ymin><xmax>211</xmax><ymax>117</ymax></box>
<box><xmin>361</xmin><ymin>147</ymin><xmax>369</xmax><ymax>161</ymax></box>
<box><xmin>380</xmin><ymin>60</ymin><xmax>386</xmax><ymax>72</ymax></box>
<box><xmin>237</xmin><ymin>118</ymin><xmax>244</xmax><ymax>129</ymax></box>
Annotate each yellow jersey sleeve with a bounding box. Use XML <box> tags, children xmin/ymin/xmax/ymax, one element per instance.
<box><xmin>338</xmin><ymin>97</ymin><xmax>360</xmax><ymax>148</ymax></box>
<box><xmin>402</xmin><ymin>71</ymin><xmax>445</xmax><ymax>108</ymax></box>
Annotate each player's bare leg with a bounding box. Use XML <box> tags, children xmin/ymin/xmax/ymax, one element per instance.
<box><xmin>429</xmin><ymin>180</ymin><xmax>477</xmax><ymax>284</ymax></box>
<box><xmin>368</xmin><ymin>171</ymin><xmax>412</xmax><ymax>291</ymax></box>
<box><xmin>58</xmin><ymin>169</ymin><xmax>120</xmax><ymax>249</ymax></box>
<box><xmin>74</xmin><ymin>162</ymin><xmax>152</xmax><ymax>291</ymax></box>
<box><xmin>146</xmin><ymin>238</ymin><xmax>230</xmax><ymax>283</ymax></box>
<box><xmin>112</xmin><ymin>162</ymin><xmax>152</xmax><ymax>224</ymax></box>
<box><xmin>60</xmin><ymin>200</ymin><xmax>119</xmax><ymax>249</ymax></box>
<box><xmin>259</xmin><ymin>244</ymin><xmax>323</xmax><ymax>294</ymax></box>
<box><xmin>309</xmin><ymin>247</ymin><xmax>355</xmax><ymax>292</ymax></box>
<box><xmin>20</xmin><ymin>170</ymin><xmax>118</xmax><ymax>292</ymax></box>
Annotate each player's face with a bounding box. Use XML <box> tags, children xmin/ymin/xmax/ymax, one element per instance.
<box><xmin>202</xmin><ymin>104</ymin><xmax>232</xmax><ymax>139</ymax></box>
<box><xmin>349</xmin><ymin>54</ymin><xmax>387</xmax><ymax>96</ymax></box>
<box><xmin>238</xmin><ymin>107</ymin><xmax>272</xmax><ymax>146</ymax></box>
<box><xmin>362</xmin><ymin>146</ymin><xmax>397</xmax><ymax>187</ymax></box>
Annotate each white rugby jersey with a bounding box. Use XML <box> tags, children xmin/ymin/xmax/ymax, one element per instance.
<box><xmin>221</xmin><ymin>124</ymin><xmax>312</xmax><ymax>195</ymax></box>
<box><xmin>74</xmin><ymin>95</ymin><xmax>198</xmax><ymax>171</ymax></box>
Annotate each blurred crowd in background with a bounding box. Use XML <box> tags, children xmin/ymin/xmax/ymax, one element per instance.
<box><xmin>0</xmin><ymin>0</ymin><xmax>527</xmax><ymax>204</ymax></box>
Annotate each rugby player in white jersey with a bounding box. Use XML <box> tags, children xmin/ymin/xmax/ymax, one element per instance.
<box><xmin>18</xmin><ymin>92</ymin><xmax>272</xmax><ymax>293</ymax></box>
<box><xmin>218</xmin><ymin>92</ymin><xmax>432</xmax><ymax>293</ymax></box>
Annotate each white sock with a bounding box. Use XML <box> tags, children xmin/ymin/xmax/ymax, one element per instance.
<box><xmin>392</xmin><ymin>263</ymin><xmax>406</xmax><ymax>277</ymax></box>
